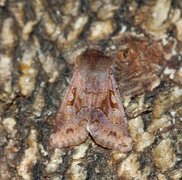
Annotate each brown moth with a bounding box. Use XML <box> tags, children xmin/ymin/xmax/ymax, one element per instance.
<box><xmin>50</xmin><ymin>49</ymin><xmax>133</xmax><ymax>152</ymax></box>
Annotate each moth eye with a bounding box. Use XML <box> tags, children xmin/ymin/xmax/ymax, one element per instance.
<box><xmin>123</xmin><ymin>49</ymin><xmax>130</xmax><ymax>58</ymax></box>
<box><xmin>117</xmin><ymin>48</ymin><xmax>130</xmax><ymax>60</ymax></box>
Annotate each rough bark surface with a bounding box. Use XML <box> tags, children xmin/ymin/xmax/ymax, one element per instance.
<box><xmin>0</xmin><ymin>0</ymin><xmax>182</xmax><ymax>180</ymax></box>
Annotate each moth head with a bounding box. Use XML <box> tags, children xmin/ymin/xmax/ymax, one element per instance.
<box><xmin>76</xmin><ymin>49</ymin><xmax>113</xmax><ymax>73</ymax></box>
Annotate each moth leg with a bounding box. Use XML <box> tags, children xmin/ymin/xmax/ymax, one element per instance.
<box><xmin>50</xmin><ymin>107</ymin><xmax>89</xmax><ymax>148</ymax></box>
<box><xmin>87</xmin><ymin>108</ymin><xmax>133</xmax><ymax>152</ymax></box>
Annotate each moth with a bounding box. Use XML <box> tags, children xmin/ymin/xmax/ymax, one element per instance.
<box><xmin>50</xmin><ymin>49</ymin><xmax>133</xmax><ymax>152</ymax></box>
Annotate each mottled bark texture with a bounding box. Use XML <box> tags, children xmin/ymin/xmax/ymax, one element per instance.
<box><xmin>0</xmin><ymin>0</ymin><xmax>182</xmax><ymax>180</ymax></box>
